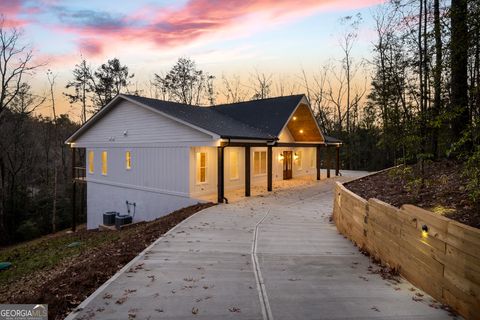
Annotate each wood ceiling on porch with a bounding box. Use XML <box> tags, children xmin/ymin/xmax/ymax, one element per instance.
<box><xmin>286</xmin><ymin>104</ymin><xmax>323</xmax><ymax>142</ymax></box>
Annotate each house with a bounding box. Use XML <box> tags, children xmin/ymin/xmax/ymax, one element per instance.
<box><xmin>65</xmin><ymin>94</ymin><xmax>342</xmax><ymax>229</ymax></box>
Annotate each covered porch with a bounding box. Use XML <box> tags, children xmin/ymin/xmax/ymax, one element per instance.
<box><xmin>214</xmin><ymin>141</ymin><xmax>341</xmax><ymax>204</ymax></box>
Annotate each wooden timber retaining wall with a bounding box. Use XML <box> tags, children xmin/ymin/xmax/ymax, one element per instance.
<box><xmin>333</xmin><ymin>181</ymin><xmax>480</xmax><ymax>320</ymax></box>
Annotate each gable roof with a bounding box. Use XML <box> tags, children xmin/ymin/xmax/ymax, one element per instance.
<box><xmin>66</xmin><ymin>94</ymin><xmax>340</xmax><ymax>144</ymax></box>
<box><xmin>122</xmin><ymin>95</ymin><xmax>275</xmax><ymax>140</ymax></box>
<box><xmin>211</xmin><ymin>95</ymin><xmax>305</xmax><ymax>137</ymax></box>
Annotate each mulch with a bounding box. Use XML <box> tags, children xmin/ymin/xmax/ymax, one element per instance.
<box><xmin>345</xmin><ymin>160</ymin><xmax>480</xmax><ymax>229</ymax></box>
<box><xmin>0</xmin><ymin>202</ymin><xmax>214</xmax><ymax>320</ymax></box>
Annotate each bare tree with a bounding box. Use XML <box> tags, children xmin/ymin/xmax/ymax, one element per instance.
<box><xmin>339</xmin><ymin>13</ymin><xmax>362</xmax><ymax>134</ymax></box>
<box><xmin>64</xmin><ymin>58</ymin><xmax>92</xmax><ymax>124</ymax></box>
<box><xmin>249</xmin><ymin>70</ymin><xmax>272</xmax><ymax>99</ymax></box>
<box><xmin>220</xmin><ymin>74</ymin><xmax>248</xmax><ymax>103</ymax></box>
<box><xmin>154</xmin><ymin>57</ymin><xmax>214</xmax><ymax>106</ymax></box>
<box><xmin>0</xmin><ymin>18</ymin><xmax>43</xmax><ymax>243</ymax></box>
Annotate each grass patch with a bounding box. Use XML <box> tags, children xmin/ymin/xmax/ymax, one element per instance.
<box><xmin>0</xmin><ymin>227</ymin><xmax>120</xmax><ymax>286</ymax></box>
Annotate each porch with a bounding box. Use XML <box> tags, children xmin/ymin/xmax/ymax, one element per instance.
<box><xmin>213</xmin><ymin>142</ymin><xmax>342</xmax><ymax>204</ymax></box>
<box><xmin>198</xmin><ymin>171</ymin><xmax>330</xmax><ymax>203</ymax></box>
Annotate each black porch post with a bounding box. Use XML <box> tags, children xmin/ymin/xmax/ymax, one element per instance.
<box><xmin>71</xmin><ymin>147</ymin><xmax>77</xmax><ymax>232</ymax></box>
<box><xmin>316</xmin><ymin>146</ymin><xmax>321</xmax><ymax>180</ymax></box>
<box><xmin>217</xmin><ymin>147</ymin><xmax>225</xmax><ymax>203</ymax></box>
<box><xmin>335</xmin><ymin>145</ymin><xmax>340</xmax><ymax>176</ymax></box>
<box><xmin>326</xmin><ymin>147</ymin><xmax>331</xmax><ymax>178</ymax></box>
<box><xmin>245</xmin><ymin>146</ymin><xmax>251</xmax><ymax>197</ymax></box>
<box><xmin>267</xmin><ymin>145</ymin><xmax>272</xmax><ymax>191</ymax></box>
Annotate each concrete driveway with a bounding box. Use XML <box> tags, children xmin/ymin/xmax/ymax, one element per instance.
<box><xmin>68</xmin><ymin>172</ymin><xmax>457</xmax><ymax>320</ymax></box>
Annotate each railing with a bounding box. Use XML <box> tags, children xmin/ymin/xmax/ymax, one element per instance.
<box><xmin>73</xmin><ymin>166</ymin><xmax>86</xmax><ymax>181</ymax></box>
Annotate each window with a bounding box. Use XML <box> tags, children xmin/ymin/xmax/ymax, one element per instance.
<box><xmin>88</xmin><ymin>150</ymin><xmax>94</xmax><ymax>174</ymax></box>
<box><xmin>230</xmin><ymin>151</ymin><xmax>239</xmax><ymax>180</ymax></box>
<box><xmin>296</xmin><ymin>150</ymin><xmax>302</xmax><ymax>170</ymax></box>
<box><xmin>125</xmin><ymin>151</ymin><xmax>132</xmax><ymax>170</ymax></box>
<box><xmin>253</xmin><ymin>151</ymin><xmax>267</xmax><ymax>175</ymax></box>
<box><xmin>196</xmin><ymin>152</ymin><xmax>207</xmax><ymax>183</ymax></box>
<box><xmin>101</xmin><ymin>151</ymin><xmax>108</xmax><ymax>175</ymax></box>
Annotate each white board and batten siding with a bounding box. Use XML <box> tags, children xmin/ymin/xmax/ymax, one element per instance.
<box><xmin>74</xmin><ymin>100</ymin><xmax>218</xmax><ymax>229</ymax></box>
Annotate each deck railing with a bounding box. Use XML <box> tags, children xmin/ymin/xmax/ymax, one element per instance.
<box><xmin>73</xmin><ymin>166</ymin><xmax>86</xmax><ymax>181</ymax></box>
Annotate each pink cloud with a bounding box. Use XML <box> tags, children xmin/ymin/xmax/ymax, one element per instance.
<box><xmin>10</xmin><ymin>0</ymin><xmax>384</xmax><ymax>58</ymax></box>
<box><xmin>0</xmin><ymin>0</ymin><xmax>28</xmax><ymax>27</ymax></box>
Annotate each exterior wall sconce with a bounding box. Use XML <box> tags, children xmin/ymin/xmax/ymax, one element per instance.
<box><xmin>278</xmin><ymin>154</ymin><xmax>284</xmax><ymax>162</ymax></box>
<box><xmin>294</xmin><ymin>153</ymin><xmax>299</xmax><ymax>160</ymax></box>
<box><xmin>421</xmin><ymin>224</ymin><xmax>429</xmax><ymax>238</ymax></box>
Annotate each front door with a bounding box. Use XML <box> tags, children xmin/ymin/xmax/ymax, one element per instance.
<box><xmin>283</xmin><ymin>151</ymin><xmax>293</xmax><ymax>180</ymax></box>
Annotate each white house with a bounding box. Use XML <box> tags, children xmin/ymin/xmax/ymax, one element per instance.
<box><xmin>66</xmin><ymin>94</ymin><xmax>342</xmax><ymax>229</ymax></box>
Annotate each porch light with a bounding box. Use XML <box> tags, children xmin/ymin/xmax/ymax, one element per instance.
<box><xmin>299</xmin><ymin>129</ymin><xmax>304</xmax><ymax>134</ymax></box>
<box><xmin>421</xmin><ymin>224</ymin><xmax>429</xmax><ymax>238</ymax></box>
<box><xmin>278</xmin><ymin>154</ymin><xmax>284</xmax><ymax>161</ymax></box>
<box><xmin>294</xmin><ymin>153</ymin><xmax>299</xmax><ymax>160</ymax></box>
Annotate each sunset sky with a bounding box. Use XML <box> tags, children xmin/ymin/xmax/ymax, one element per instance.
<box><xmin>1</xmin><ymin>0</ymin><xmax>384</xmax><ymax>119</ymax></box>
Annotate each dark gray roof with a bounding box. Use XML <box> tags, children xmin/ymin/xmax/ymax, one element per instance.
<box><xmin>117</xmin><ymin>94</ymin><xmax>342</xmax><ymax>143</ymax></box>
<box><xmin>211</xmin><ymin>95</ymin><xmax>305</xmax><ymax>137</ymax></box>
<box><xmin>123</xmin><ymin>95</ymin><xmax>274</xmax><ymax>140</ymax></box>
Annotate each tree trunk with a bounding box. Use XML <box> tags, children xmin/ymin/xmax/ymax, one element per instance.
<box><xmin>52</xmin><ymin>166</ymin><xmax>57</xmax><ymax>233</ymax></box>
<box><xmin>432</xmin><ymin>0</ymin><xmax>442</xmax><ymax>158</ymax></box>
<box><xmin>451</xmin><ymin>0</ymin><xmax>469</xmax><ymax>139</ymax></box>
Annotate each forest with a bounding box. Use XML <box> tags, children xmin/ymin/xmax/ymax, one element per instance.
<box><xmin>0</xmin><ymin>0</ymin><xmax>479</xmax><ymax>245</ymax></box>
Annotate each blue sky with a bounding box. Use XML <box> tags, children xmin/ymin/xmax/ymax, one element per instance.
<box><xmin>1</xmin><ymin>0</ymin><xmax>383</xmax><ymax>117</ymax></box>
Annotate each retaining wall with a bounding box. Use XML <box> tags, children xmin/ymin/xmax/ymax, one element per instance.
<box><xmin>333</xmin><ymin>181</ymin><xmax>480</xmax><ymax>320</ymax></box>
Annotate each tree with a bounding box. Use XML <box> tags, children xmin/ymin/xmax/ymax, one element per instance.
<box><xmin>64</xmin><ymin>58</ymin><xmax>93</xmax><ymax>124</ymax></box>
<box><xmin>221</xmin><ymin>74</ymin><xmax>248</xmax><ymax>103</ymax></box>
<box><xmin>91</xmin><ymin>58</ymin><xmax>133</xmax><ymax>109</ymax></box>
<box><xmin>0</xmin><ymin>19</ymin><xmax>42</xmax><ymax>243</ymax></box>
<box><xmin>249</xmin><ymin>71</ymin><xmax>272</xmax><ymax>100</ymax></box>
<box><xmin>154</xmin><ymin>58</ymin><xmax>214</xmax><ymax>106</ymax></box>
<box><xmin>0</xmin><ymin>19</ymin><xmax>42</xmax><ymax>122</ymax></box>
<box><xmin>450</xmin><ymin>0</ymin><xmax>469</xmax><ymax>140</ymax></box>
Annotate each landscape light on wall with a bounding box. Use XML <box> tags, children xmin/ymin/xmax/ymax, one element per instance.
<box><xmin>421</xmin><ymin>224</ymin><xmax>429</xmax><ymax>238</ymax></box>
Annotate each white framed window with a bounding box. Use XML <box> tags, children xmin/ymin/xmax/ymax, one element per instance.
<box><xmin>125</xmin><ymin>151</ymin><xmax>132</xmax><ymax>170</ymax></box>
<box><xmin>196</xmin><ymin>152</ymin><xmax>207</xmax><ymax>184</ymax></box>
<box><xmin>88</xmin><ymin>150</ymin><xmax>94</xmax><ymax>174</ymax></box>
<box><xmin>230</xmin><ymin>151</ymin><xmax>239</xmax><ymax>180</ymax></box>
<box><xmin>296</xmin><ymin>150</ymin><xmax>303</xmax><ymax>170</ymax></box>
<box><xmin>101</xmin><ymin>151</ymin><xmax>108</xmax><ymax>176</ymax></box>
<box><xmin>253</xmin><ymin>151</ymin><xmax>267</xmax><ymax>175</ymax></box>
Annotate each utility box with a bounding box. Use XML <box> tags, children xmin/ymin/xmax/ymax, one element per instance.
<box><xmin>115</xmin><ymin>214</ymin><xmax>133</xmax><ymax>230</ymax></box>
<box><xmin>103</xmin><ymin>211</ymin><xmax>118</xmax><ymax>226</ymax></box>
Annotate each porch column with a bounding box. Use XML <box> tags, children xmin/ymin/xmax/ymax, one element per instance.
<box><xmin>245</xmin><ymin>146</ymin><xmax>251</xmax><ymax>197</ymax></box>
<box><xmin>267</xmin><ymin>145</ymin><xmax>272</xmax><ymax>191</ymax></box>
<box><xmin>217</xmin><ymin>147</ymin><xmax>225</xmax><ymax>203</ymax></box>
<box><xmin>335</xmin><ymin>145</ymin><xmax>340</xmax><ymax>176</ymax></box>
<box><xmin>327</xmin><ymin>147</ymin><xmax>331</xmax><ymax>178</ymax></box>
<box><xmin>71</xmin><ymin>147</ymin><xmax>77</xmax><ymax>232</ymax></box>
<box><xmin>316</xmin><ymin>146</ymin><xmax>321</xmax><ymax>180</ymax></box>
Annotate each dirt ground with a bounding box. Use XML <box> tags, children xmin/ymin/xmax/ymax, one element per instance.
<box><xmin>0</xmin><ymin>203</ymin><xmax>214</xmax><ymax>320</ymax></box>
<box><xmin>346</xmin><ymin>160</ymin><xmax>480</xmax><ymax>229</ymax></box>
